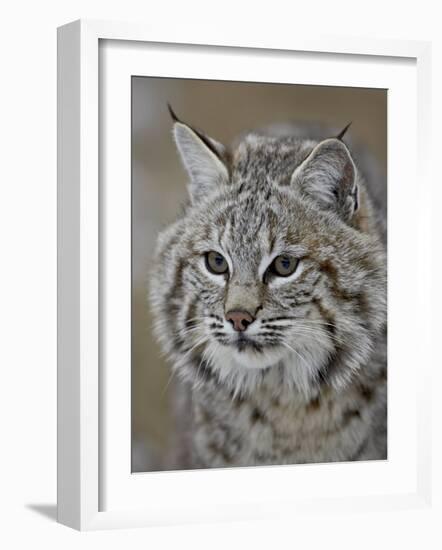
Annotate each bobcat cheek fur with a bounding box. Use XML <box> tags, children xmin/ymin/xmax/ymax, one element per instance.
<box><xmin>149</xmin><ymin>111</ymin><xmax>387</xmax><ymax>468</ymax></box>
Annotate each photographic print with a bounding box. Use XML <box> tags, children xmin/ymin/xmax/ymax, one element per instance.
<box><xmin>131</xmin><ymin>78</ymin><xmax>387</xmax><ymax>472</ymax></box>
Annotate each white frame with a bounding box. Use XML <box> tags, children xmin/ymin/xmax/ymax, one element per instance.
<box><xmin>57</xmin><ymin>19</ymin><xmax>432</xmax><ymax>531</ymax></box>
<box><xmin>102</xmin><ymin>40</ymin><xmax>418</xmax><ymax>514</ymax></box>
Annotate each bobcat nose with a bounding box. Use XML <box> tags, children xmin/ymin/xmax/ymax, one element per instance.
<box><xmin>225</xmin><ymin>310</ymin><xmax>255</xmax><ymax>332</ymax></box>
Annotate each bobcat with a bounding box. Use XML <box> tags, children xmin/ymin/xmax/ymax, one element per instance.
<box><xmin>149</xmin><ymin>107</ymin><xmax>387</xmax><ymax>469</ymax></box>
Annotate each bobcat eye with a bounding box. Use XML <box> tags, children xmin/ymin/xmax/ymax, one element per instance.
<box><xmin>205</xmin><ymin>251</ymin><xmax>229</xmax><ymax>275</ymax></box>
<box><xmin>268</xmin><ymin>254</ymin><xmax>299</xmax><ymax>277</ymax></box>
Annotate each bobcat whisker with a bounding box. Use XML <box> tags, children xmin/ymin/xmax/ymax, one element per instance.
<box><xmin>258</xmin><ymin>330</ymin><xmax>285</xmax><ymax>336</ymax></box>
<box><xmin>289</xmin><ymin>325</ymin><xmax>344</xmax><ymax>345</ymax></box>
<box><xmin>258</xmin><ymin>324</ymin><xmax>289</xmax><ymax>331</ymax></box>
<box><xmin>261</xmin><ymin>316</ymin><xmax>300</xmax><ymax>323</ymax></box>
<box><xmin>182</xmin><ymin>317</ymin><xmax>210</xmax><ymax>328</ymax></box>
<box><xmin>180</xmin><ymin>324</ymin><xmax>204</xmax><ymax>335</ymax></box>
<box><xmin>280</xmin><ymin>341</ymin><xmax>313</xmax><ymax>372</ymax></box>
<box><xmin>182</xmin><ymin>334</ymin><xmax>209</xmax><ymax>358</ymax></box>
<box><xmin>161</xmin><ymin>369</ymin><xmax>177</xmax><ymax>398</ymax></box>
<box><xmin>194</xmin><ymin>344</ymin><xmax>213</xmax><ymax>388</ymax></box>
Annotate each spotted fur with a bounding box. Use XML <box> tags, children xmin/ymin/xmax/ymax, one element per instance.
<box><xmin>149</xmin><ymin>115</ymin><xmax>387</xmax><ymax>468</ymax></box>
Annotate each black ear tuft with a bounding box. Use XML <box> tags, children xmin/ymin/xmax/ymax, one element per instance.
<box><xmin>167</xmin><ymin>103</ymin><xmax>180</xmax><ymax>123</ymax></box>
<box><xmin>336</xmin><ymin>122</ymin><xmax>352</xmax><ymax>141</ymax></box>
<box><xmin>172</xmin><ymin>116</ymin><xmax>229</xmax><ymax>203</ymax></box>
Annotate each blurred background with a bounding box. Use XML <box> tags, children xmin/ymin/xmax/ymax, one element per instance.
<box><xmin>131</xmin><ymin>77</ymin><xmax>387</xmax><ymax>472</ymax></box>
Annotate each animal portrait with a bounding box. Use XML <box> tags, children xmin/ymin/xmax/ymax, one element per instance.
<box><xmin>131</xmin><ymin>78</ymin><xmax>387</xmax><ymax>472</ymax></box>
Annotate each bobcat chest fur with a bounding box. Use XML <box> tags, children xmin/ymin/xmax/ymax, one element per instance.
<box><xmin>191</xmin><ymin>346</ymin><xmax>386</xmax><ymax>467</ymax></box>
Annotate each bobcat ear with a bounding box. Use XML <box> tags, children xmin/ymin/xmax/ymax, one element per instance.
<box><xmin>169</xmin><ymin>106</ymin><xmax>229</xmax><ymax>203</ymax></box>
<box><xmin>291</xmin><ymin>138</ymin><xmax>358</xmax><ymax>221</ymax></box>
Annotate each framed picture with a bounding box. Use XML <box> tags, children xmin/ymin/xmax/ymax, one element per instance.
<box><xmin>57</xmin><ymin>19</ymin><xmax>432</xmax><ymax>530</ymax></box>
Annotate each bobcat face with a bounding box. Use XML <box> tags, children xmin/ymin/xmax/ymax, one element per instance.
<box><xmin>150</xmin><ymin>110</ymin><xmax>386</xmax><ymax>396</ymax></box>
